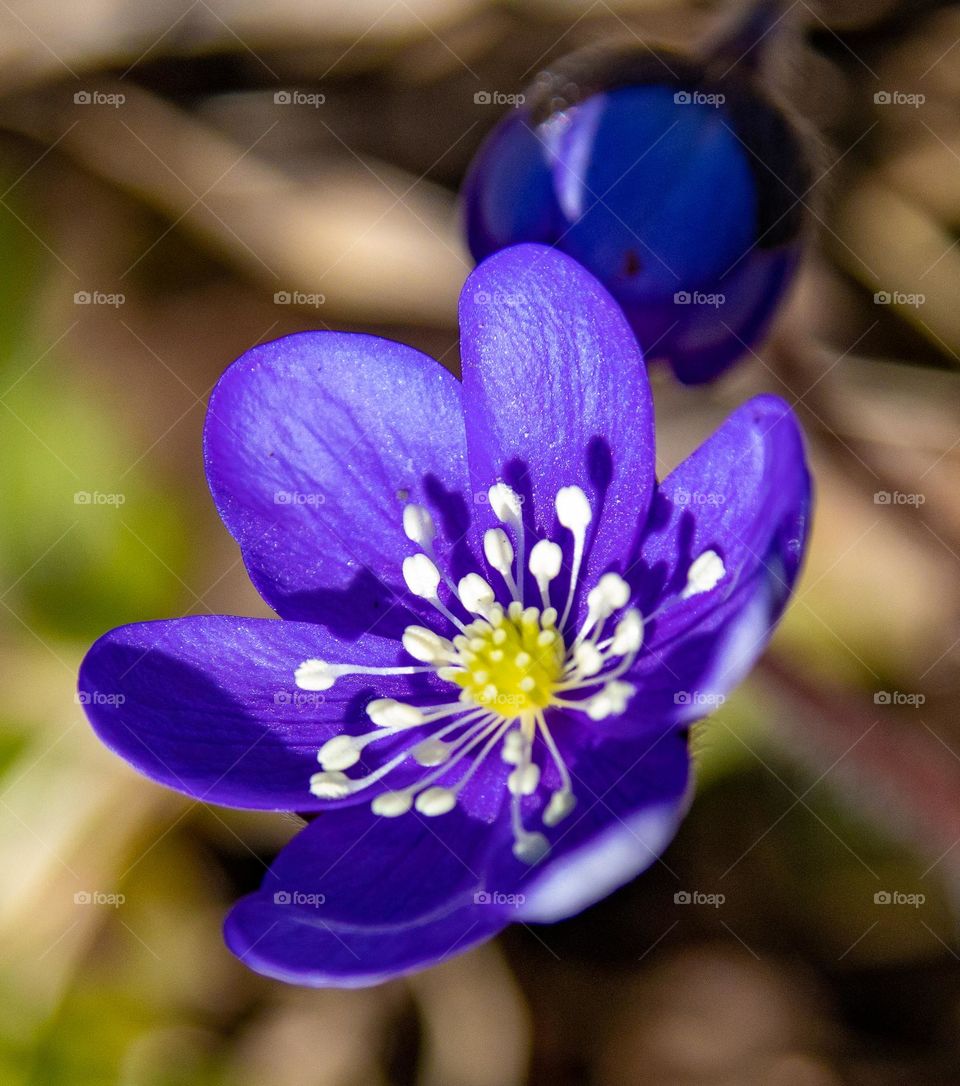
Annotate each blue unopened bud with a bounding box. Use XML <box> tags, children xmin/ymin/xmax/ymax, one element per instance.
<box><xmin>462</xmin><ymin>5</ymin><xmax>811</xmax><ymax>383</ymax></box>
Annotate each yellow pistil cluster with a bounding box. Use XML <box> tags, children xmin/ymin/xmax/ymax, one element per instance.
<box><xmin>451</xmin><ymin>602</ymin><xmax>565</xmax><ymax>717</ymax></box>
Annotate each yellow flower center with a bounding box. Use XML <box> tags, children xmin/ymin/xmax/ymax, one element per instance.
<box><xmin>451</xmin><ymin>603</ymin><xmax>566</xmax><ymax>717</ymax></box>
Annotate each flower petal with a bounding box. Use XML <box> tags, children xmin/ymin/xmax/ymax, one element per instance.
<box><xmin>459</xmin><ymin>244</ymin><xmax>656</xmax><ymax>601</ymax></box>
<box><xmin>78</xmin><ymin>615</ymin><xmax>447</xmax><ymax>811</ymax></box>
<box><xmin>204</xmin><ymin>331</ymin><xmax>469</xmax><ymax>633</ymax></box>
<box><xmin>484</xmin><ymin>725</ymin><xmax>690</xmax><ymax>922</ymax></box>
<box><xmin>622</xmin><ymin>393</ymin><xmax>811</xmax><ymax>721</ymax></box>
<box><xmin>225</xmin><ymin>804</ymin><xmax>507</xmax><ymax>987</ymax></box>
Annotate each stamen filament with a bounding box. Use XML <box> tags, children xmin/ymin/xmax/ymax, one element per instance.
<box><xmin>556</xmin><ymin>486</ymin><xmax>592</xmax><ymax>633</ymax></box>
<box><xmin>296</xmin><ymin>659</ymin><xmax>434</xmax><ymax>692</ymax></box>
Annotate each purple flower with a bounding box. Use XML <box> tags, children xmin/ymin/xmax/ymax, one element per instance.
<box><xmin>79</xmin><ymin>244</ymin><xmax>811</xmax><ymax>987</ymax></box>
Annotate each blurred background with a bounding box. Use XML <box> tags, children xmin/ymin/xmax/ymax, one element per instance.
<box><xmin>0</xmin><ymin>0</ymin><xmax>959</xmax><ymax>1082</ymax></box>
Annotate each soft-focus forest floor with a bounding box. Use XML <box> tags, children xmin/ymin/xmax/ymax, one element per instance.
<box><xmin>0</xmin><ymin>1</ymin><xmax>959</xmax><ymax>1083</ymax></box>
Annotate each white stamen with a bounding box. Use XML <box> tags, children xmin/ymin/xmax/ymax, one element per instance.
<box><xmin>488</xmin><ymin>483</ymin><xmax>522</xmax><ymax>524</ymax></box>
<box><xmin>371</xmin><ymin>791</ymin><xmax>413</xmax><ymax>817</ymax></box>
<box><xmin>402</xmin><ymin>625</ymin><xmax>454</xmax><ymax>664</ymax></box>
<box><xmin>543</xmin><ymin>789</ymin><xmax>577</xmax><ymax>826</ymax></box>
<box><xmin>529</xmin><ymin>539</ymin><xmax>562</xmax><ymax>609</ymax></box>
<box><xmin>489</xmin><ymin>484</ymin><xmax>525</xmax><ymax>603</ymax></box>
<box><xmin>555</xmin><ymin>485</ymin><xmax>592</xmax><ymax>532</ymax></box>
<box><xmin>295</xmin><ymin>658</ymin><xmax>431</xmax><ymax>691</ymax></box>
<box><xmin>508</xmin><ymin>762</ymin><xmax>541</xmax><ymax>796</ymax></box>
<box><xmin>586</xmin><ymin>572</ymin><xmax>630</xmax><ymax>621</ymax></box>
<box><xmin>585</xmin><ymin>680</ymin><xmax>636</xmax><ymax>720</ymax></box>
<box><xmin>403</xmin><ymin>553</ymin><xmax>442</xmax><ymax>598</ymax></box>
<box><xmin>411</xmin><ymin>738</ymin><xmax>450</xmax><ymax>766</ymax></box>
<box><xmin>502</xmin><ymin>729</ymin><xmax>525</xmax><ymax>764</ymax></box>
<box><xmin>484</xmin><ymin>528</ymin><xmax>514</xmax><ymax>576</ymax></box>
<box><xmin>571</xmin><ymin>642</ymin><xmax>604</xmax><ymax>678</ymax></box>
<box><xmin>484</xmin><ymin>527</ymin><xmax>521</xmax><ymax>602</ymax></box>
<box><xmin>458</xmin><ymin>573</ymin><xmax>496</xmax><ymax>615</ymax></box>
<box><xmin>366</xmin><ymin>698</ymin><xmax>425</xmax><ymax>728</ymax></box>
<box><xmin>513</xmin><ymin>831</ymin><xmax>550</xmax><ymax>864</ymax></box>
<box><xmin>403</xmin><ymin>553</ymin><xmax>468</xmax><ymax>632</ymax></box>
<box><xmin>294</xmin><ymin>659</ymin><xmax>338</xmax><ymax>691</ymax></box>
<box><xmin>534</xmin><ymin>710</ymin><xmax>575</xmax><ymax>825</ymax></box>
<box><xmin>415</xmin><ymin>786</ymin><xmax>457</xmax><ymax>816</ymax></box>
<box><xmin>529</xmin><ymin>539</ymin><xmax>562</xmax><ymax>580</ymax></box>
<box><xmin>681</xmin><ymin>550</ymin><xmax>725</xmax><ymax>599</ymax></box>
<box><xmin>556</xmin><ymin>485</ymin><xmax>592</xmax><ymax>631</ymax></box>
<box><xmin>402</xmin><ymin>503</ymin><xmax>435</xmax><ymax>546</ymax></box>
<box><xmin>309</xmin><ymin>770</ymin><xmax>352</xmax><ymax>799</ymax></box>
<box><xmin>316</xmin><ymin>735</ymin><xmax>361</xmax><ymax>771</ymax></box>
<box><xmin>610</xmin><ymin>609</ymin><xmax>644</xmax><ymax>656</ymax></box>
<box><xmin>350</xmin><ymin>710</ymin><xmax>491</xmax><ymax>794</ymax></box>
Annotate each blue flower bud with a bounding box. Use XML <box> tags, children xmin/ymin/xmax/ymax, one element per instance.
<box><xmin>463</xmin><ymin>29</ymin><xmax>811</xmax><ymax>383</ymax></box>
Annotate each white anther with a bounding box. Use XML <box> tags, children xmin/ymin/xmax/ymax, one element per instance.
<box><xmin>316</xmin><ymin>735</ymin><xmax>360</xmax><ymax>771</ymax></box>
<box><xmin>402</xmin><ymin>625</ymin><xmax>453</xmax><ymax>664</ymax></box>
<box><xmin>294</xmin><ymin>659</ymin><xmax>337</xmax><ymax>691</ymax></box>
<box><xmin>411</xmin><ymin>738</ymin><xmax>450</xmax><ymax>766</ymax></box>
<box><xmin>610</xmin><ymin>609</ymin><xmax>644</xmax><ymax>656</ymax></box>
<box><xmin>585</xmin><ymin>680</ymin><xmax>636</xmax><ymax>720</ymax></box>
<box><xmin>572</xmin><ymin>642</ymin><xmax>604</xmax><ymax>677</ymax></box>
<box><xmin>402</xmin><ymin>503</ymin><xmax>435</xmax><ymax>546</ymax></box>
<box><xmin>587</xmin><ymin>572</ymin><xmax>631</xmax><ymax>619</ymax></box>
<box><xmin>309</xmin><ymin>770</ymin><xmax>352</xmax><ymax>799</ymax></box>
<box><xmin>513</xmin><ymin>831</ymin><xmax>550</xmax><ymax>864</ymax></box>
<box><xmin>458</xmin><ymin>573</ymin><xmax>496</xmax><ymax>615</ymax></box>
<box><xmin>366</xmin><ymin>698</ymin><xmax>425</xmax><ymax>728</ymax></box>
<box><xmin>372</xmin><ymin>792</ymin><xmax>413</xmax><ymax>817</ymax></box>
<box><xmin>508</xmin><ymin>763</ymin><xmax>540</xmax><ymax>796</ymax></box>
<box><xmin>529</xmin><ymin>539</ymin><xmax>562</xmax><ymax>582</ymax></box>
<box><xmin>484</xmin><ymin>527</ymin><xmax>514</xmax><ymax>574</ymax></box>
<box><xmin>415</xmin><ymin>786</ymin><xmax>457</xmax><ymax>816</ymax></box>
<box><xmin>555</xmin><ymin>485</ymin><xmax>592</xmax><ymax>531</ymax></box>
<box><xmin>556</xmin><ymin>485</ymin><xmax>593</xmax><ymax>630</ymax></box>
<box><xmin>681</xmin><ymin>550</ymin><xmax>725</xmax><ymax>599</ymax></box>
<box><xmin>502</xmin><ymin>729</ymin><xmax>525</xmax><ymax>765</ymax></box>
<box><xmin>543</xmin><ymin>789</ymin><xmax>577</xmax><ymax>826</ymax></box>
<box><xmin>403</xmin><ymin>553</ymin><xmax>442</xmax><ymax>599</ymax></box>
<box><xmin>488</xmin><ymin>483</ymin><xmax>523</xmax><ymax>524</ymax></box>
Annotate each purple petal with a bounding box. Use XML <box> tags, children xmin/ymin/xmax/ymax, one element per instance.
<box><xmin>459</xmin><ymin>244</ymin><xmax>656</xmax><ymax>606</ymax></box>
<box><xmin>204</xmin><ymin>332</ymin><xmax>469</xmax><ymax>635</ymax></box>
<box><xmin>78</xmin><ymin>615</ymin><xmax>445</xmax><ymax>811</ymax></box>
<box><xmin>625</xmin><ymin>394</ymin><xmax>811</xmax><ymax>724</ymax></box>
<box><xmin>225</xmin><ymin>804</ymin><xmax>507</xmax><ymax>987</ymax></box>
<box><xmin>484</xmin><ymin>725</ymin><xmax>690</xmax><ymax>922</ymax></box>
